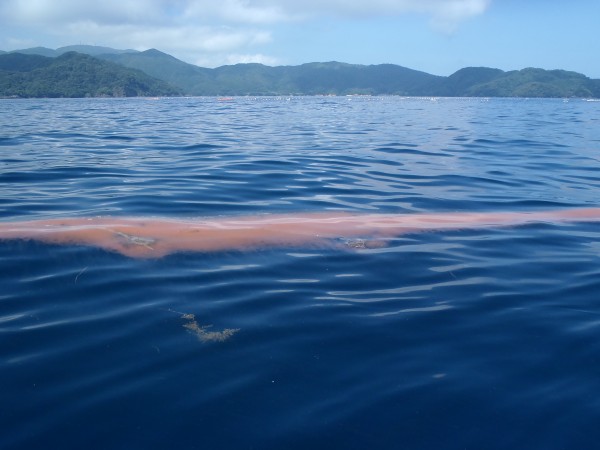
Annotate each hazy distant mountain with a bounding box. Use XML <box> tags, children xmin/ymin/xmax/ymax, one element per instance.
<box><xmin>0</xmin><ymin>52</ymin><xmax>181</xmax><ymax>98</ymax></box>
<box><xmin>9</xmin><ymin>45</ymin><xmax>137</xmax><ymax>58</ymax></box>
<box><xmin>1</xmin><ymin>45</ymin><xmax>599</xmax><ymax>98</ymax></box>
<box><xmin>57</xmin><ymin>45</ymin><xmax>138</xmax><ymax>56</ymax></box>
<box><xmin>9</xmin><ymin>46</ymin><xmax>59</xmax><ymax>57</ymax></box>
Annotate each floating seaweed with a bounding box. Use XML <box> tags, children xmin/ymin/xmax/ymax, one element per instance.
<box><xmin>340</xmin><ymin>238</ymin><xmax>387</xmax><ymax>249</ymax></box>
<box><xmin>181</xmin><ymin>313</ymin><xmax>239</xmax><ymax>343</ymax></box>
<box><xmin>341</xmin><ymin>238</ymin><xmax>367</xmax><ymax>249</ymax></box>
<box><xmin>113</xmin><ymin>231</ymin><xmax>156</xmax><ymax>250</ymax></box>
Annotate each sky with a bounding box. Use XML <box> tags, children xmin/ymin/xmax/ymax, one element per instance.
<box><xmin>0</xmin><ymin>0</ymin><xmax>598</xmax><ymax>77</ymax></box>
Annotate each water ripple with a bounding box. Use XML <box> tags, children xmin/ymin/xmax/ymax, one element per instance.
<box><xmin>1</xmin><ymin>97</ymin><xmax>600</xmax><ymax>449</ymax></box>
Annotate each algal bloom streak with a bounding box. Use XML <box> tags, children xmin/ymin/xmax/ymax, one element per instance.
<box><xmin>0</xmin><ymin>208</ymin><xmax>599</xmax><ymax>258</ymax></box>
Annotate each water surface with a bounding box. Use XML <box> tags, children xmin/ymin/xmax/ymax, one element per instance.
<box><xmin>1</xmin><ymin>97</ymin><xmax>600</xmax><ymax>449</ymax></box>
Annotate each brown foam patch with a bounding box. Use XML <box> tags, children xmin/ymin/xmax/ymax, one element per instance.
<box><xmin>0</xmin><ymin>208</ymin><xmax>598</xmax><ymax>258</ymax></box>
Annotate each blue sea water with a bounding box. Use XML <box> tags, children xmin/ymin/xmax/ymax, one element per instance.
<box><xmin>1</xmin><ymin>96</ymin><xmax>600</xmax><ymax>449</ymax></box>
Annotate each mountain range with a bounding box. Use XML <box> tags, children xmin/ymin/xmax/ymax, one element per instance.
<box><xmin>1</xmin><ymin>45</ymin><xmax>599</xmax><ymax>98</ymax></box>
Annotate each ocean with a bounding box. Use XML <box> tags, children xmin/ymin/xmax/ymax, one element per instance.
<box><xmin>1</xmin><ymin>96</ymin><xmax>600</xmax><ymax>449</ymax></box>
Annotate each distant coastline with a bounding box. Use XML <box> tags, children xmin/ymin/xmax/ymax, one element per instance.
<box><xmin>1</xmin><ymin>45</ymin><xmax>599</xmax><ymax>98</ymax></box>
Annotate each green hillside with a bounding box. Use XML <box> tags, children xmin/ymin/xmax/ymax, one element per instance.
<box><xmin>97</xmin><ymin>49</ymin><xmax>600</xmax><ymax>97</ymax></box>
<box><xmin>100</xmin><ymin>51</ymin><xmax>443</xmax><ymax>96</ymax></box>
<box><xmin>1</xmin><ymin>45</ymin><xmax>599</xmax><ymax>98</ymax></box>
<box><xmin>464</xmin><ymin>68</ymin><xmax>598</xmax><ymax>98</ymax></box>
<box><xmin>437</xmin><ymin>67</ymin><xmax>504</xmax><ymax>96</ymax></box>
<box><xmin>0</xmin><ymin>52</ymin><xmax>181</xmax><ymax>98</ymax></box>
<box><xmin>98</xmin><ymin>49</ymin><xmax>213</xmax><ymax>95</ymax></box>
<box><xmin>0</xmin><ymin>53</ymin><xmax>53</xmax><ymax>72</ymax></box>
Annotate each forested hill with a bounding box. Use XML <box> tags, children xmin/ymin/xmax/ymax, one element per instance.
<box><xmin>2</xmin><ymin>46</ymin><xmax>600</xmax><ymax>98</ymax></box>
<box><xmin>440</xmin><ymin>66</ymin><xmax>600</xmax><ymax>98</ymax></box>
<box><xmin>99</xmin><ymin>49</ymin><xmax>443</xmax><ymax>96</ymax></box>
<box><xmin>0</xmin><ymin>52</ymin><xmax>181</xmax><ymax>98</ymax></box>
<box><xmin>101</xmin><ymin>49</ymin><xmax>600</xmax><ymax>97</ymax></box>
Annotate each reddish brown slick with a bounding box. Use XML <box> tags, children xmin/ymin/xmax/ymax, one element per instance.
<box><xmin>0</xmin><ymin>208</ymin><xmax>599</xmax><ymax>258</ymax></box>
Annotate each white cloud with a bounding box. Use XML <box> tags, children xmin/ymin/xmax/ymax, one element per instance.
<box><xmin>0</xmin><ymin>0</ymin><xmax>491</xmax><ymax>66</ymax></box>
<box><xmin>249</xmin><ymin>0</ymin><xmax>491</xmax><ymax>23</ymax></box>
<box><xmin>183</xmin><ymin>1</ymin><xmax>288</xmax><ymax>24</ymax></box>
<box><xmin>61</xmin><ymin>21</ymin><xmax>272</xmax><ymax>64</ymax></box>
<box><xmin>428</xmin><ymin>0</ymin><xmax>491</xmax><ymax>32</ymax></box>
<box><xmin>194</xmin><ymin>52</ymin><xmax>281</xmax><ymax>67</ymax></box>
<box><xmin>5</xmin><ymin>37</ymin><xmax>38</xmax><ymax>49</ymax></box>
<box><xmin>224</xmin><ymin>53</ymin><xmax>281</xmax><ymax>65</ymax></box>
<box><xmin>1</xmin><ymin>0</ymin><xmax>491</xmax><ymax>27</ymax></box>
<box><xmin>2</xmin><ymin>0</ymin><xmax>166</xmax><ymax>25</ymax></box>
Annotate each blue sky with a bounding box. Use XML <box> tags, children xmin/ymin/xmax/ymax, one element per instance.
<box><xmin>0</xmin><ymin>0</ymin><xmax>598</xmax><ymax>77</ymax></box>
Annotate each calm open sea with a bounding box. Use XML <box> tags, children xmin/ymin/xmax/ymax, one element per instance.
<box><xmin>1</xmin><ymin>96</ymin><xmax>600</xmax><ymax>449</ymax></box>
